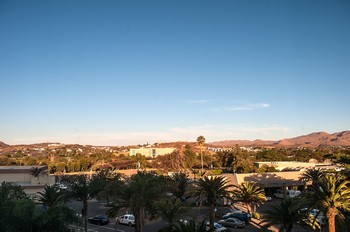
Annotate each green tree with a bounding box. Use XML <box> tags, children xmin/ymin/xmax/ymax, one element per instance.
<box><xmin>190</xmin><ymin>176</ymin><xmax>233</xmax><ymax>230</ymax></box>
<box><xmin>169</xmin><ymin>219</ymin><xmax>208</xmax><ymax>232</ymax></box>
<box><xmin>299</xmin><ymin>168</ymin><xmax>325</xmax><ymax>186</ymax></box>
<box><xmin>0</xmin><ymin>182</ymin><xmax>29</xmax><ymax>231</ymax></box>
<box><xmin>37</xmin><ymin>185</ymin><xmax>69</xmax><ymax>208</ymax></box>
<box><xmin>70</xmin><ymin>175</ymin><xmax>91</xmax><ymax>232</ymax></box>
<box><xmin>183</xmin><ymin>144</ymin><xmax>197</xmax><ymax>171</ymax></box>
<box><xmin>169</xmin><ymin>172</ymin><xmax>190</xmax><ymax>202</ymax></box>
<box><xmin>156</xmin><ymin>198</ymin><xmax>189</xmax><ymax>231</ymax></box>
<box><xmin>34</xmin><ymin>204</ymin><xmax>81</xmax><ymax>232</ymax></box>
<box><xmin>232</xmin><ymin>181</ymin><xmax>267</xmax><ymax>214</ymax></box>
<box><xmin>260</xmin><ymin>198</ymin><xmax>301</xmax><ymax>232</ymax></box>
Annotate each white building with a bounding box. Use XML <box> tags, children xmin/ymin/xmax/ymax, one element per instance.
<box><xmin>129</xmin><ymin>147</ymin><xmax>176</xmax><ymax>158</ymax></box>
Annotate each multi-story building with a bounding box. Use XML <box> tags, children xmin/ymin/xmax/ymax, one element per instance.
<box><xmin>129</xmin><ymin>147</ymin><xmax>176</xmax><ymax>158</ymax></box>
<box><xmin>0</xmin><ymin>165</ymin><xmax>55</xmax><ymax>199</ymax></box>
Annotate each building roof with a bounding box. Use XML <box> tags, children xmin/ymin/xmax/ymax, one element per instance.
<box><xmin>0</xmin><ymin>166</ymin><xmax>48</xmax><ymax>173</ymax></box>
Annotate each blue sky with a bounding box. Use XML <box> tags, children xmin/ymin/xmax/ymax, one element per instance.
<box><xmin>1</xmin><ymin>0</ymin><xmax>349</xmax><ymax>145</ymax></box>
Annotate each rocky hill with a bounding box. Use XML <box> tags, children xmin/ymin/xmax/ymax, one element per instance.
<box><xmin>0</xmin><ymin>141</ymin><xmax>10</xmax><ymax>148</ymax></box>
<box><xmin>210</xmin><ymin>130</ymin><xmax>350</xmax><ymax>148</ymax></box>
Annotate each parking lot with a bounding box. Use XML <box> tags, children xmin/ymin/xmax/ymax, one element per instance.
<box><xmin>68</xmin><ymin>198</ymin><xmax>312</xmax><ymax>232</ymax></box>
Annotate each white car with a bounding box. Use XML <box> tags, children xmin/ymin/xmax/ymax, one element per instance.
<box><xmin>59</xmin><ymin>184</ymin><xmax>67</xmax><ymax>190</ymax></box>
<box><xmin>205</xmin><ymin>222</ymin><xmax>227</xmax><ymax>232</ymax></box>
<box><xmin>116</xmin><ymin>214</ymin><xmax>135</xmax><ymax>226</ymax></box>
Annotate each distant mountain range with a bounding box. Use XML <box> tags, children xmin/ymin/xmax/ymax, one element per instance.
<box><xmin>210</xmin><ymin>130</ymin><xmax>350</xmax><ymax>147</ymax></box>
<box><xmin>1</xmin><ymin>130</ymin><xmax>350</xmax><ymax>148</ymax></box>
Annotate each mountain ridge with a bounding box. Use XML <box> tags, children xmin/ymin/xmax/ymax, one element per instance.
<box><xmin>210</xmin><ymin>130</ymin><xmax>350</xmax><ymax>147</ymax></box>
<box><xmin>1</xmin><ymin>130</ymin><xmax>350</xmax><ymax>148</ymax></box>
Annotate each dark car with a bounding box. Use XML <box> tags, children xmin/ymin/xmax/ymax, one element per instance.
<box><xmin>88</xmin><ymin>215</ymin><xmax>110</xmax><ymax>225</ymax></box>
<box><xmin>222</xmin><ymin>212</ymin><xmax>251</xmax><ymax>223</ymax></box>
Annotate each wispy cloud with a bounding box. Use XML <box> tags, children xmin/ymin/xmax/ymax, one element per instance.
<box><xmin>212</xmin><ymin>103</ymin><xmax>270</xmax><ymax>111</ymax></box>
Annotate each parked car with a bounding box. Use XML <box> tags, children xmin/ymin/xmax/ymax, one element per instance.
<box><xmin>116</xmin><ymin>214</ymin><xmax>135</xmax><ymax>226</ymax></box>
<box><xmin>273</xmin><ymin>190</ymin><xmax>301</xmax><ymax>199</ymax></box>
<box><xmin>218</xmin><ymin>217</ymin><xmax>245</xmax><ymax>228</ymax></box>
<box><xmin>87</xmin><ymin>215</ymin><xmax>109</xmax><ymax>225</ymax></box>
<box><xmin>205</xmin><ymin>222</ymin><xmax>227</xmax><ymax>232</ymax></box>
<box><xmin>222</xmin><ymin>212</ymin><xmax>251</xmax><ymax>223</ymax></box>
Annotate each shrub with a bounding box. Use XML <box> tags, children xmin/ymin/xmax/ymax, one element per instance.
<box><xmin>252</xmin><ymin>212</ymin><xmax>262</xmax><ymax>220</ymax></box>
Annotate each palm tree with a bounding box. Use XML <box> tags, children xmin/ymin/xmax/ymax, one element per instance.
<box><xmin>260</xmin><ymin>198</ymin><xmax>301</xmax><ymax>232</ymax></box>
<box><xmin>170</xmin><ymin>219</ymin><xmax>208</xmax><ymax>232</ymax></box>
<box><xmin>299</xmin><ymin>168</ymin><xmax>325</xmax><ymax>186</ymax></box>
<box><xmin>70</xmin><ymin>175</ymin><xmax>90</xmax><ymax>232</ymax></box>
<box><xmin>190</xmin><ymin>176</ymin><xmax>233</xmax><ymax>231</ymax></box>
<box><xmin>37</xmin><ymin>185</ymin><xmax>68</xmax><ymax>208</ymax></box>
<box><xmin>299</xmin><ymin>174</ymin><xmax>350</xmax><ymax>232</ymax></box>
<box><xmin>197</xmin><ymin>136</ymin><xmax>206</xmax><ymax>174</ymax></box>
<box><xmin>156</xmin><ymin>198</ymin><xmax>189</xmax><ymax>231</ymax></box>
<box><xmin>107</xmin><ymin>171</ymin><xmax>167</xmax><ymax>232</ymax></box>
<box><xmin>169</xmin><ymin>172</ymin><xmax>190</xmax><ymax>202</ymax></box>
<box><xmin>31</xmin><ymin>167</ymin><xmax>43</xmax><ymax>182</ymax></box>
<box><xmin>232</xmin><ymin>181</ymin><xmax>267</xmax><ymax>214</ymax></box>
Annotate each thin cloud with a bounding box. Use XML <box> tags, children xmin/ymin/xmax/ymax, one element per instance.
<box><xmin>186</xmin><ymin>99</ymin><xmax>212</xmax><ymax>104</ymax></box>
<box><xmin>212</xmin><ymin>103</ymin><xmax>270</xmax><ymax>111</ymax></box>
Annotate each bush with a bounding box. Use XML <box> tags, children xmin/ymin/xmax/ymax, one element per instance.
<box><xmin>211</xmin><ymin>169</ymin><xmax>223</xmax><ymax>175</ymax></box>
<box><xmin>252</xmin><ymin>212</ymin><xmax>262</xmax><ymax>220</ymax></box>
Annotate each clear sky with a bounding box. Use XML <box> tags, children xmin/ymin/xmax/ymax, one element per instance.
<box><xmin>1</xmin><ymin>0</ymin><xmax>349</xmax><ymax>146</ymax></box>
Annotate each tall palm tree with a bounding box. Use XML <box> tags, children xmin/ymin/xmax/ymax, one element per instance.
<box><xmin>260</xmin><ymin>198</ymin><xmax>301</xmax><ymax>232</ymax></box>
<box><xmin>70</xmin><ymin>175</ymin><xmax>90</xmax><ymax>232</ymax></box>
<box><xmin>190</xmin><ymin>176</ymin><xmax>233</xmax><ymax>231</ymax></box>
<box><xmin>37</xmin><ymin>185</ymin><xmax>68</xmax><ymax>208</ymax></box>
<box><xmin>197</xmin><ymin>136</ymin><xmax>206</xmax><ymax>174</ymax></box>
<box><xmin>108</xmin><ymin>171</ymin><xmax>167</xmax><ymax>232</ymax></box>
<box><xmin>299</xmin><ymin>174</ymin><xmax>350</xmax><ymax>232</ymax></box>
<box><xmin>299</xmin><ymin>168</ymin><xmax>325</xmax><ymax>186</ymax></box>
<box><xmin>232</xmin><ymin>181</ymin><xmax>267</xmax><ymax>214</ymax></box>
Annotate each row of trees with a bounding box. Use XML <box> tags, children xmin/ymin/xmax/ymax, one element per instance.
<box><xmin>1</xmin><ymin>168</ymin><xmax>350</xmax><ymax>232</ymax></box>
<box><xmin>261</xmin><ymin>169</ymin><xmax>350</xmax><ymax>232</ymax></box>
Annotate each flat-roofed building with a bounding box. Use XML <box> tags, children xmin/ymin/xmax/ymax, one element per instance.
<box><xmin>254</xmin><ymin>161</ymin><xmax>341</xmax><ymax>171</ymax></box>
<box><xmin>129</xmin><ymin>147</ymin><xmax>176</xmax><ymax>158</ymax></box>
<box><xmin>0</xmin><ymin>166</ymin><xmax>55</xmax><ymax>199</ymax></box>
<box><xmin>221</xmin><ymin>171</ymin><xmax>307</xmax><ymax>197</ymax></box>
